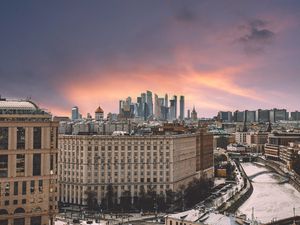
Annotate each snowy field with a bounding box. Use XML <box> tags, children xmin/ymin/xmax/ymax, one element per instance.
<box><xmin>239</xmin><ymin>163</ymin><xmax>300</xmax><ymax>223</ymax></box>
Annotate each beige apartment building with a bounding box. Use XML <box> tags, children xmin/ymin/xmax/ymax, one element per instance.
<box><xmin>0</xmin><ymin>99</ymin><xmax>58</xmax><ymax>225</ymax></box>
<box><xmin>58</xmin><ymin>131</ymin><xmax>214</xmax><ymax>205</ymax></box>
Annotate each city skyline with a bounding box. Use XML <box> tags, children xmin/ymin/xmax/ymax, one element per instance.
<box><xmin>1</xmin><ymin>1</ymin><xmax>300</xmax><ymax>117</ymax></box>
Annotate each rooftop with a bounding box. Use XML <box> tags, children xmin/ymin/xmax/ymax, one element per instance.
<box><xmin>0</xmin><ymin>100</ymin><xmax>38</xmax><ymax>111</ymax></box>
<box><xmin>0</xmin><ymin>98</ymin><xmax>50</xmax><ymax>116</ymax></box>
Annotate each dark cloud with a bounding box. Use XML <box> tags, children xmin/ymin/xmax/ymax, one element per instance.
<box><xmin>237</xmin><ymin>19</ymin><xmax>275</xmax><ymax>54</ymax></box>
<box><xmin>174</xmin><ymin>6</ymin><xmax>197</xmax><ymax>23</ymax></box>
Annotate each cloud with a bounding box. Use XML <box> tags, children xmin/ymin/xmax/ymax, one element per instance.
<box><xmin>174</xmin><ymin>6</ymin><xmax>197</xmax><ymax>23</ymax></box>
<box><xmin>237</xmin><ymin>19</ymin><xmax>275</xmax><ymax>54</ymax></box>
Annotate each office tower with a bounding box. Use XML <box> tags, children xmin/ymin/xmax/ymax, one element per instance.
<box><xmin>218</xmin><ymin>111</ymin><xmax>232</xmax><ymax>122</ymax></box>
<box><xmin>158</xmin><ymin>98</ymin><xmax>164</xmax><ymax>120</ymax></box>
<box><xmin>187</xmin><ymin>109</ymin><xmax>191</xmax><ymax>119</ymax></box>
<box><xmin>146</xmin><ymin>91</ymin><xmax>153</xmax><ymax>117</ymax></box>
<box><xmin>169</xmin><ymin>99</ymin><xmax>176</xmax><ymax>121</ymax></box>
<box><xmin>141</xmin><ymin>93</ymin><xmax>146</xmax><ymax>118</ymax></box>
<box><xmin>126</xmin><ymin>97</ymin><xmax>132</xmax><ymax>105</ymax></box>
<box><xmin>179</xmin><ymin>96</ymin><xmax>185</xmax><ymax>120</ymax></box>
<box><xmin>58</xmin><ymin>131</ymin><xmax>214</xmax><ymax>205</ymax></box>
<box><xmin>270</xmin><ymin>108</ymin><xmax>288</xmax><ymax>122</ymax></box>
<box><xmin>256</xmin><ymin>109</ymin><xmax>270</xmax><ymax>122</ymax></box>
<box><xmin>71</xmin><ymin>106</ymin><xmax>79</xmax><ymax>121</ymax></box>
<box><xmin>143</xmin><ymin>102</ymin><xmax>148</xmax><ymax>121</ymax></box>
<box><xmin>164</xmin><ymin>94</ymin><xmax>168</xmax><ymax>108</ymax></box>
<box><xmin>246</xmin><ymin>110</ymin><xmax>256</xmax><ymax>122</ymax></box>
<box><xmin>154</xmin><ymin>94</ymin><xmax>160</xmax><ymax>119</ymax></box>
<box><xmin>291</xmin><ymin>111</ymin><xmax>300</xmax><ymax>121</ymax></box>
<box><xmin>233</xmin><ymin>110</ymin><xmax>245</xmax><ymax>122</ymax></box>
<box><xmin>173</xmin><ymin>95</ymin><xmax>177</xmax><ymax>119</ymax></box>
<box><xmin>95</xmin><ymin>106</ymin><xmax>104</xmax><ymax>121</ymax></box>
<box><xmin>0</xmin><ymin>98</ymin><xmax>58</xmax><ymax>225</ymax></box>
<box><xmin>137</xmin><ymin>97</ymin><xmax>142</xmax><ymax>117</ymax></box>
<box><xmin>119</xmin><ymin>100</ymin><xmax>124</xmax><ymax>115</ymax></box>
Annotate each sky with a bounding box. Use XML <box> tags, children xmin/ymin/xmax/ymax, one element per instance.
<box><xmin>1</xmin><ymin>1</ymin><xmax>300</xmax><ymax>117</ymax></box>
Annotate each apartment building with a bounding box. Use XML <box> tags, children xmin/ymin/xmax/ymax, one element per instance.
<box><xmin>0</xmin><ymin>99</ymin><xmax>58</xmax><ymax>225</ymax></box>
<box><xmin>58</xmin><ymin>131</ymin><xmax>214</xmax><ymax>205</ymax></box>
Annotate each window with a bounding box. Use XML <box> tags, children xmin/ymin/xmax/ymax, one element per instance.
<box><xmin>30</xmin><ymin>181</ymin><xmax>35</xmax><ymax>193</ymax></box>
<box><xmin>0</xmin><ymin>127</ymin><xmax>8</xmax><ymax>150</ymax></box>
<box><xmin>33</xmin><ymin>154</ymin><xmax>41</xmax><ymax>176</ymax></box>
<box><xmin>38</xmin><ymin>180</ymin><xmax>43</xmax><ymax>193</ymax></box>
<box><xmin>16</xmin><ymin>154</ymin><xmax>25</xmax><ymax>176</ymax></box>
<box><xmin>17</xmin><ymin>127</ymin><xmax>25</xmax><ymax>149</ymax></box>
<box><xmin>31</xmin><ymin>217</ymin><xmax>41</xmax><ymax>225</ymax></box>
<box><xmin>0</xmin><ymin>155</ymin><xmax>8</xmax><ymax>177</ymax></box>
<box><xmin>14</xmin><ymin>182</ymin><xmax>18</xmax><ymax>195</ymax></box>
<box><xmin>33</xmin><ymin>127</ymin><xmax>41</xmax><ymax>149</ymax></box>
<box><xmin>22</xmin><ymin>181</ymin><xmax>26</xmax><ymax>195</ymax></box>
<box><xmin>50</xmin><ymin>155</ymin><xmax>54</xmax><ymax>171</ymax></box>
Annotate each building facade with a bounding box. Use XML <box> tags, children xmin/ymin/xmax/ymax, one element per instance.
<box><xmin>0</xmin><ymin>99</ymin><xmax>58</xmax><ymax>225</ymax></box>
<box><xmin>58</xmin><ymin>132</ymin><xmax>214</xmax><ymax>206</ymax></box>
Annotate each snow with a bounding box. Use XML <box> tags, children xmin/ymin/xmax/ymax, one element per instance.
<box><xmin>55</xmin><ymin>219</ymin><xmax>108</xmax><ymax>225</ymax></box>
<box><xmin>239</xmin><ymin>163</ymin><xmax>300</xmax><ymax>223</ymax></box>
<box><xmin>167</xmin><ymin>210</ymin><xmax>238</xmax><ymax>225</ymax></box>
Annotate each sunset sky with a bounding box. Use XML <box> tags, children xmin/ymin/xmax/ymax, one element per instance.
<box><xmin>1</xmin><ymin>1</ymin><xmax>300</xmax><ymax>117</ymax></box>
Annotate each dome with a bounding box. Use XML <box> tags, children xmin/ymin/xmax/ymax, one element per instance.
<box><xmin>95</xmin><ymin>106</ymin><xmax>104</xmax><ymax>113</ymax></box>
<box><xmin>0</xmin><ymin>100</ymin><xmax>38</xmax><ymax>111</ymax></box>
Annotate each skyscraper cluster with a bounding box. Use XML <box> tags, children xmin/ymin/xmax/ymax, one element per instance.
<box><xmin>119</xmin><ymin>91</ymin><xmax>186</xmax><ymax>121</ymax></box>
<box><xmin>217</xmin><ymin>108</ymin><xmax>298</xmax><ymax>123</ymax></box>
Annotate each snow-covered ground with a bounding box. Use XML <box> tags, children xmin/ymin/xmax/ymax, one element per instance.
<box><xmin>239</xmin><ymin>163</ymin><xmax>300</xmax><ymax>223</ymax></box>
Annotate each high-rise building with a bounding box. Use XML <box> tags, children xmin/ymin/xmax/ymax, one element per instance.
<box><xmin>137</xmin><ymin>97</ymin><xmax>142</xmax><ymax>117</ymax></box>
<box><xmin>71</xmin><ymin>106</ymin><xmax>79</xmax><ymax>121</ymax></box>
<box><xmin>164</xmin><ymin>94</ymin><xmax>168</xmax><ymax>108</ymax></box>
<box><xmin>146</xmin><ymin>91</ymin><xmax>153</xmax><ymax>118</ymax></box>
<box><xmin>173</xmin><ymin>95</ymin><xmax>177</xmax><ymax>119</ymax></box>
<box><xmin>179</xmin><ymin>96</ymin><xmax>185</xmax><ymax>120</ymax></box>
<box><xmin>256</xmin><ymin>109</ymin><xmax>270</xmax><ymax>122</ymax></box>
<box><xmin>154</xmin><ymin>94</ymin><xmax>160</xmax><ymax>119</ymax></box>
<box><xmin>119</xmin><ymin>100</ymin><xmax>124</xmax><ymax>115</ymax></box>
<box><xmin>187</xmin><ymin>109</ymin><xmax>191</xmax><ymax>119</ymax></box>
<box><xmin>0</xmin><ymin>99</ymin><xmax>58</xmax><ymax>225</ymax></box>
<box><xmin>169</xmin><ymin>99</ymin><xmax>176</xmax><ymax>121</ymax></box>
<box><xmin>233</xmin><ymin>110</ymin><xmax>245</xmax><ymax>122</ymax></box>
<box><xmin>291</xmin><ymin>111</ymin><xmax>300</xmax><ymax>121</ymax></box>
<box><xmin>245</xmin><ymin>110</ymin><xmax>256</xmax><ymax>122</ymax></box>
<box><xmin>218</xmin><ymin>111</ymin><xmax>232</xmax><ymax>122</ymax></box>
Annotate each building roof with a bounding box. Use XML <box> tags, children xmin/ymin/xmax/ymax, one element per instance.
<box><xmin>95</xmin><ymin>106</ymin><xmax>104</xmax><ymax>113</ymax></box>
<box><xmin>0</xmin><ymin>100</ymin><xmax>38</xmax><ymax>111</ymax></box>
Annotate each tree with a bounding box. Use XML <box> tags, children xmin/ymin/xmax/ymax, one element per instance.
<box><xmin>105</xmin><ymin>184</ymin><xmax>114</xmax><ymax>210</ymax></box>
<box><xmin>120</xmin><ymin>190</ymin><xmax>132</xmax><ymax>210</ymax></box>
<box><xmin>85</xmin><ymin>190</ymin><xmax>98</xmax><ymax>211</ymax></box>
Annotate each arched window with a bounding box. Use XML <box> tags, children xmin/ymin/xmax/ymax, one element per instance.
<box><xmin>14</xmin><ymin>208</ymin><xmax>25</xmax><ymax>214</ymax></box>
<box><xmin>0</xmin><ymin>209</ymin><xmax>8</xmax><ymax>215</ymax></box>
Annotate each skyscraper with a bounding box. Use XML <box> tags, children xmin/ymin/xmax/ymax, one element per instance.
<box><xmin>154</xmin><ymin>94</ymin><xmax>160</xmax><ymax>119</ymax></box>
<box><xmin>173</xmin><ymin>95</ymin><xmax>177</xmax><ymax>119</ymax></box>
<box><xmin>71</xmin><ymin>106</ymin><xmax>79</xmax><ymax>121</ymax></box>
<box><xmin>169</xmin><ymin>99</ymin><xmax>176</xmax><ymax>121</ymax></box>
<box><xmin>165</xmin><ymin>94</ymin><xmax>168</xmax><ymax>108</ymax></box>
<box><xmin>179</xmin><ymin>96</ymin><xmax>185</xmax><ymax>120</ymax></box>
<box><xmin>146</xmin><ymin>90</ymin><xmax>153</xmax><ymax>117</ymax></box>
